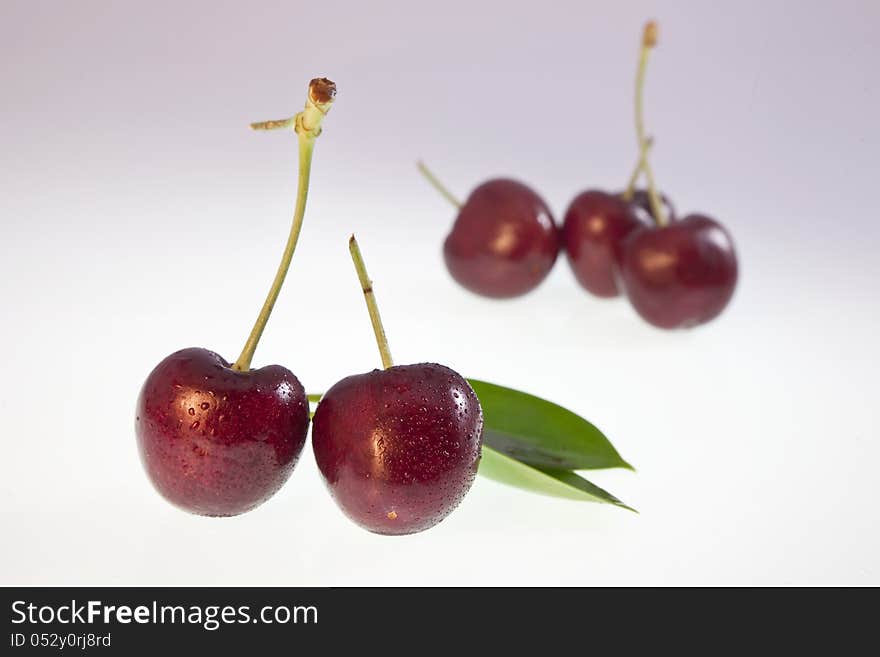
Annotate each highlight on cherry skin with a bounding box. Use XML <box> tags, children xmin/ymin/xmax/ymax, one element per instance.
<box><xmin>311</xmin><ymin>235</ymin><xmax>484</xmax><ymax>535</ymax></box>
<box><xmin>135</xmin><ymin>76</ymin><xmax>336</xmax><ymax>516</ymax></box>
<box><xmin>560</xmin><ymin>142</ymin><xmax>674</xmax><ymax>299</ymax></box>
<box><xmin>312</xmin><ymin>363</ymin><xmax>483</xmax><ymax>535</ymax></box>
<box><xmin>560</xmin><ymin>139</ymin><xmax>674</xmax><ymax>300</ymax></box>
<box><xmin>559</xmin><ymin>184</ymin><xmax>676</xmax><ymax>300</ymax></box>
<box><xmin>418</xmin><ymin>163</ymin><xmax>559</xmax><ymax>299</ymax></box>
<box><xmin>561</xmin><ymin>19</ymin><xmax>739</xmax><ymax>329</ymax></box>
<box><xmin>135</xmin><ymin>348</ymin><xmax>309</xmax><ymax>516</ymax></box>
<box><xmin>610</xmin><ymin>21</ymin><xmax>739</xmax><ymax>329</ymax></box>
<box><xmin>562</xmin><ymin>190</ymin><xmax>646</xmax><ymax>297</ymax></box>
<box><xmin>561</xmin><ymin>105</ymin><xmax>671</xmax><ymax>299</ymax></box>
<box><xmin>619</xmin><ymin>214</ymin><xmax>738</xmax><ymax>329</ymax></box>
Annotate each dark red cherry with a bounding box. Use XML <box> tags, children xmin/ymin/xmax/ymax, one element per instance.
<box><xmin>620</xmin><ymin>188</ymin><xmax>676</xmax><ymax>224</ymax></box>
<box><xmin>136</xmin><ymin>348</ymin><xmax>309</xmax><ymax>516</ymax></box>
<box><xmin>312</xmin><ymin>363</ymin><xmax>483</xmax><ymax>535</ymax></box>
<box><xmin>443</xmin><ymin>179</ymin><xmax>558</xmax><ymax>298</ymax></box>
<box><xmin>562</xmin><ymin>190</ymin><xmax>646</xmax><ymax>297</ymax></box>
<box><xmin>133</xmin><ymin>79</ymin><xmax>335</xmax><ymax>516</ymax></box>
<box><xmin>619</xmin><ymin>214</ymin><xmax>738</xmax><ymax>329</ymax></box>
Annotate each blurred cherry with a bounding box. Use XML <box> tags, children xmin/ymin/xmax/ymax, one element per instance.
<box><xmin>562</xmin><ymin>191</ymin><xmax>645</xmax><ymax>297</ymax></box>
<box><xmin>616</xmin><ymin>21</ymin><xmax>738</xmax><ymax>328</ymax></box>
<box><xmin>418</xmin><ymin>163</ymin><xmax>558</xmax><ymax>298</ymax></box>
<box><xmin>620</xmin><ymin>214</ymin><xmax>738</xmax><ymax>329</ymax></box>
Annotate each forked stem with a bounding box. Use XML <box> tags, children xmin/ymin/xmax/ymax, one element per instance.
<box><xmin>416</xmin><ymin>161</ymin><xmax>462</xmax><ymax>208</ymax></box>
<box><xmin>633</xmin><ymin>21</ymin><xmax>668</xmax><ymax>226</ymax></box>
<box><xmin>232</xmin><ymin>78</ymin><xmax>337</xmax><ymax>371</ymax></box>
<box><xmin>622</xmin><ymin>136</ymin><xmax>654</xmax><ymax>201</ymax></box>
<box><xmin>348</xmin><ymin>235</ymin><xmax>394</xmax><ymax>370</ymax></box>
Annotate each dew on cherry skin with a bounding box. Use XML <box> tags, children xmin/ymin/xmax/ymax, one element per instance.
<box><xmin>312</xmin><ymin>362</ymin><xmax>483</xmax><ymax>535</ymax></box>
<box><xmin>135</xmin><ymin>347</ymin><xmax>310</xmax><ymax>517</ymax></box>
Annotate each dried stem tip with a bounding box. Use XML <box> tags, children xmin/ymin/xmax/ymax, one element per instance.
<box><xmin>309</xmin><ymin>77</ymin><xmax>337</xmax><ymax>106</ymax></box>
<box><xmin>249</xmin><ymin>77</ymin><xmax>337</xmax><ymax>134</ymax></box>
<box><xmin>643</xmin><ymin>21</ymin><xmax>658</xmax><ymax>48</ymax></box>
<box><xmin>298</xmin><ymin>77</ymin><xmax>336</xmax><ymax>136</ymax></box>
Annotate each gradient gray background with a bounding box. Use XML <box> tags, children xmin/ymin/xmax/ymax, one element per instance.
<box><xmin>1</xmin><ymin>0</ymin><xmax>878</xmax><ymax>585</ymax></box>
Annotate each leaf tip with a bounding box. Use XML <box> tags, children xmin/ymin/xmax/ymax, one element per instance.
<box><xmin>617</xmin><ymin>502</ymin><xmax>639</xmax><ymax>514</ymax></box>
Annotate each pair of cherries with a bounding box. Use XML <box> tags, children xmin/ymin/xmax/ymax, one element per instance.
<box><xmin>440</xmin><ymin>178</ymin><xmax>736</xmax><ymax>329</ymax></box>
<box><xmin>135</xmin><ymin>80</ymin><xmax>483</xmax><ymax>536</ymax></box>
<box><xmin>432</xmin><ymin>21</ymin><xmax>738</xmax><ymax>329</ymax></box>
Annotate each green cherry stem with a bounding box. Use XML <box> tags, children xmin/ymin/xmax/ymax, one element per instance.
<box><xmin>307</xmin><ymin>392</ymin><xmax>324</xmax><ymax>418</ymax></box>
<box><xmin>416</xmin><ymin>161</ymin><xmax>462</xmax><ymax>208</ymax></box>
<box><xmin>348</xmin><ymin>235</ymin><xmax>394</xmax><ymax>370</ymax></box>
<box><xmin>633</xmin><ymin>21</ymin><xmax>667</xmax><ymax>227</ymax></box>
<box><xmin>621</xmin><ymin>136</ymin><xmax>654</xmax><ymax>201</ymax></box>
<box><xmin>231</xmin><ymin>77</ymin><xmax>337</xmax><ymax>372</ymax></box>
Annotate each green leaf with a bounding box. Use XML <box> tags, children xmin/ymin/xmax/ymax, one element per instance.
<box><xmin>467</xmin><ymin>378</ymin><xmax>633</xmax><ymax>471</ymax></box>
<box><xmin>478</xmin><ymin>446</ymin><xmax>636</xmax><ymax>512</ymax></box>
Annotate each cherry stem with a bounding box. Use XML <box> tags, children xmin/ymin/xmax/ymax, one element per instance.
<box><xmin>633</xmin><ymin>21</ymin><xmax>668</xmax><ymax>227</ymax></box>
<box><xmin>416</xmin><ymin>161</ymin><xmax>462</xmax><ymax>208</ymax></box>
<box><xmin>348</xmin><ymin>235</ymin><xmax>394</xmax><ymax>370</ymax></box>
<box><xmin>232</xmin><ymin>78</ymin><xmax>337</xmax><ymax>372</ymax></box>
<box><xmin>621</xmin><ymin>136</ymin><xmax>654</xmax><ymax>201</ymax></box>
